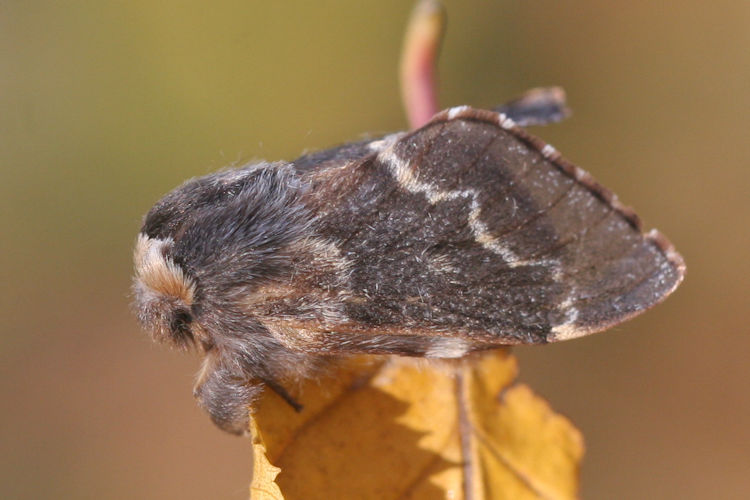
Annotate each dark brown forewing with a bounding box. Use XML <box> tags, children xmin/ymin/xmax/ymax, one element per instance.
<box><xmin>306</xmin><ymin>107</ymin><xmax>684</xmax><ymax>345</ymax></box>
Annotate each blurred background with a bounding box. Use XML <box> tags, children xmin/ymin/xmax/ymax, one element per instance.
<box><xmin>2</xmin><ymin>1</ymin><xmax>748</xmax><ymax>498</ymax></box>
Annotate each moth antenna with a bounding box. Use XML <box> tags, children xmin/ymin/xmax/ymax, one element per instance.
<box><xmin>262</xmin><ymin>377</ymin><xmax>304</xmax><ymax>412</ymax></box>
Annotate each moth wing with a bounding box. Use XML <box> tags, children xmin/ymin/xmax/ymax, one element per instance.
<box><xmin>300</xmin><ymin>107</ymin><xmax>684</xmax><ymax>346</ymax></box>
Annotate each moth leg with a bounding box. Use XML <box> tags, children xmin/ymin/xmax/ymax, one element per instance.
<box><xmin>260</xmin><ymin>376</ymin><xmax>303</xmax><ymax>412</ymax></box>
<box><xmin>493</xmin><ymin>86</ymin><xmax>570</xmax><ymax>127</ymax></box>
<box><xmin>192</xmin><ymin>355</ymin><xmax>261</xmax><ymax>435</ymax></box>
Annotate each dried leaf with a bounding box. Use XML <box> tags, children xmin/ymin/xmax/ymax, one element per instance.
<box><xmin>249</xmin><ymin>418</ymin><xmax>284</xmax><ymax>500</ymax></box>
<box><xmin>249</xmin><ymin>351</ymin><xmax>583</xmax><ymax>499</ymax></box>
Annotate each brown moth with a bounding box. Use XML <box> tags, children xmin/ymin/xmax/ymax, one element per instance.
<box><xmin>133</xmin><ymin>103</ymin><xmax>684</xmax><ymax>434</ymax></box>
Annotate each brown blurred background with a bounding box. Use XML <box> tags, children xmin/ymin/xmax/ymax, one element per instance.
<box><xmin>1</xmin><ymin>1</ymin><xmax>748</xmax><ymax>498</ymax></box>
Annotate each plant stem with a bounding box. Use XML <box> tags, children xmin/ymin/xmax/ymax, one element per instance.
<box><xmin>400</xmin><ymin>0</ymin><xmax>446</xmax><ymax>129</ymax></box>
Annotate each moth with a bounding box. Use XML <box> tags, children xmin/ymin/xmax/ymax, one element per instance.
<box><xmin>133</xmin><ymin>96</ymin><xmax>684</xmax><ymax>434</ymax></box>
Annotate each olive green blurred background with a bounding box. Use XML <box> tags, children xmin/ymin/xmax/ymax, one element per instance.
<box><xmin>2</xmin><ymin>1</ymin><xmax>748</xmax><ymax>498</ymax></box>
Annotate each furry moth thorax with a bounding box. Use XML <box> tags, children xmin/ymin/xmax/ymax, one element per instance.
<box><xmin>132</xmin><ymin>163</ymin><xmax>312</xmax><ymax>347</ymax></box>
<box><xmin>132</xmin><ymin>163</ymin><xmax>336</xmax><ymax>431</ymax></box>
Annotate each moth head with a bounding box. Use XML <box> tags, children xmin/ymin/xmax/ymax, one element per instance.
<box><xmin>132</xmin><ymin>233</ymin><xmax>199</xmax><ymax>348</ymax></box>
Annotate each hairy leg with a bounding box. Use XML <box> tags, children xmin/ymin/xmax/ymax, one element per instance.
<box><xmin>193</xmin><ymin>355</ymin><xmax>261</xmax><ymax>435</ymax></box>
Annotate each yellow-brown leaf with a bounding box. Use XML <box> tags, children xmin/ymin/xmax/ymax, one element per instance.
<box><xmin>249</xmin><ymin>351</ymin><xmax>583</xmax><ymax>499</ymax></box>
<box><xmin>249</xmin><ymin>417</ymin><xmax>284</xmax><ymax>500</ymax></box>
